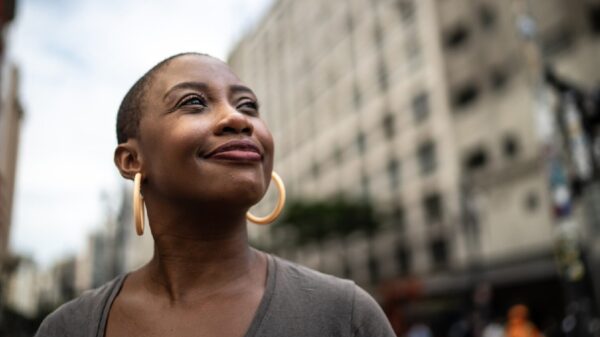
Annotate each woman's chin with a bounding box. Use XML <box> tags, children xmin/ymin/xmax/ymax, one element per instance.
<box><xmin>206</xmin><ymin>179</ymin><xmax>266</xmax><ymax>207</ymax></box>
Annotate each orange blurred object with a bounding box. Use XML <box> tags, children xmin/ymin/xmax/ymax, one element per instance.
<box><xmin>506</xmin><ymin>304</ymin><xmax>541</xmax><ymax>337</ymax></box>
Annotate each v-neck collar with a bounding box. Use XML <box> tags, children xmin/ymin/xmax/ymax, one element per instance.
<box><xmin>97</xmin><ymin>253</ymin><xmax>276</xmax><ymax>337</ymax></box>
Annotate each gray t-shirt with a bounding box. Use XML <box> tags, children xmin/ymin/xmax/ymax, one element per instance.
<box><xmin>35</xmin><ymin>255</ymin><xmax>396</xmax><ymax>337</ymax></box>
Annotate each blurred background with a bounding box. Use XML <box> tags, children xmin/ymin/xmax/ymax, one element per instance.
<box><xmin>1</xmin><ymin>0</ymin><xmax>600</xmax><ymax>336</ymax></box>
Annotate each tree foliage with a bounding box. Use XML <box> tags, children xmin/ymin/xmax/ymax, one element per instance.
<box><xmin>272</xmin><ymin>196</ymin><xmax>380</xmax><ymax>247</ymax></box>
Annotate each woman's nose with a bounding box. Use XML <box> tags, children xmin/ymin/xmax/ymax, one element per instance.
<box><xmin>214</xmin><ymin>104</ymin><xmax>254</xmax><ymax>136</ymax></box>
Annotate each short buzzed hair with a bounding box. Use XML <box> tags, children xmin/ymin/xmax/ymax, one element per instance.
<box><xmin>116</xmin><ymin>52</ymin><xmax>209</xmax><ymax>144</ymax></box>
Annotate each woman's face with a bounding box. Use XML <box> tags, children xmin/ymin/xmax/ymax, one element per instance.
<box><xmin>137</xmin><ymin>54</ymin><xmax>274</xmax><ymax>209</ymax></box>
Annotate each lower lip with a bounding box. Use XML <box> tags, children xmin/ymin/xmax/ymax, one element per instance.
<box><xmin>208</xmin><ymin>150</ymin><xmax>262</xmax><ymax>162</ymax></box>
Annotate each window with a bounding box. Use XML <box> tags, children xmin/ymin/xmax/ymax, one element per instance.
<box><xmin>589</xmin><ymin>4</ymin><xmax>600</xmax><ymax>34</ymax></box>
<box><xmin>356</xmin><ymin>132</ymin><xmax>366</xmax><ymax>154</ymax></box>
<box><xmin>503</xmin><ymin>134</ymin><xmax>520</xmax><ymax>159</ymax></box>
<box><xmin>452</xmin><ymin>82</ymin><xmax>480</xmax><ymax>109</ymax></box>
<box><xmin>463</xmin><ymin>147</ymin><xmax>489</xmax><ymax>172</ymax></box>
<box><xmin>391</xmin><ymin>205</ymin><xmax>405</xmax><ymax>231</ymax></box>
<box><xmin>368</xmin><ymin>254</ymin><xmax>380</xmax><ymax>283</ymax></box>
<box><xmin>395</xmin><ymin>0</ymin><xmax>415</xmax><ymax>23</ymax></box>
<box><xmin>353</xmin><ymin>83</ymin><xmax>362</xmax><ymax>109</ymax></box>
<box><xmin>412</xmin><ymin>92</ymin><xmax>430</xmax><ymax>123</ymax></box>
<box><xmin>525</xmin><ymin>191</ymin><xmax>539</xmax><ymax>212</ymax></box>
<box><xmin>396</xmin><ymin>245</ymin><xmax>411</xmax><ymax>275</ymax></box>
<box><xmin>387</xmin><ymin>158</ymin><xmax>400</xmax><ymax>188</ymax></box>
<box><xmin>444</xmin><ymin>24</ymin><xmax>470</xmax><ymax>49</ymax></box>
<box><xmin>346</xmin><ymin>9</ymin><xmax>354</xmax><ymax>33</ymax></box>
<box><xmin>429</xmin><ymin>238</ymin><xmax>449</xmax><ymax>269</ymax></box>
<box><xmin>542</xmin><ymin>26</ymin><xmax>575</xmax><ymax>56</ymax></box>
<box><xmin>406</xmin><ymin>37</ymin><xmax>422</xmax><ymax>68</ymax></box>
<box><xmin>479</xmin><ymin>4</ymin><xmax>496</xmax><ymax>30</ymax></box>
<box><xmin>373</xmin><ymin>23</ymin><xmax>384</xmax><ymax>48</ymax></box>
<box><xmin>361</xmin><ymin>174</ymin><xmax>370</xmax><ymax>199</ymax></box>
<box><xmin>490</xmin><ymin>68</ymin><xmax>509</xmax><ymax>90</ymax></box>
<box><xmin>377</xmin><ymin>59</ymin><xmax>388</xmax><ymax>91</ymax></box>
<box><xmin>311</xmin><ymin>162</ymin><xmax>320</xmax><ymax>179</ymax></box>
<box><xmin>418</xmin><ymin>140</ymin><xmax>437</xmax><ymax>175</ymax></box>
<box><xmin>343</xmin><ymin>261</ymin><xmax>352</xmax><ymax>279</ymax></box>
<box><xmin>423</xmin><ymin>193</ymin><xmax>443</xmax><ymax>225</ymax></box>
<box><xmin>382</xmin><ymin>113</ymin><xmax>395</xmax><ymax>139</ymax></box>
<box><xmin>333</xmin><ymin>146</ymin><xmax>343</xmax><ymax>164</ymax></box>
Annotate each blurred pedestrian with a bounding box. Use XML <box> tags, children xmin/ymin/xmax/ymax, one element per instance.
<box><xmin>483</xmin><ymin>318</ymin><xmax>505</xmax><ymax>337</ymax></box>
<box><xmin>505</xmin><ymin>304</ymin><xmax>540</xmax><ymax>337</ymax></box>
<box><xmin>407</xmin><ymin>322</ymin><xmax>433</xmax><ymax>337</ymax></box>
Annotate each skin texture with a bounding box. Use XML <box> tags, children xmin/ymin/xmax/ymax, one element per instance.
<box><xmin>109</xmin><ymin>54</ymin><xmax>273</xmax><ymax>337</ymax></box>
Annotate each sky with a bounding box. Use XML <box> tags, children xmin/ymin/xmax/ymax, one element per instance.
<box><xmin>7</xmin><ymin>0</ymin><xmax>274</xmax><ymax>267</ymax></box>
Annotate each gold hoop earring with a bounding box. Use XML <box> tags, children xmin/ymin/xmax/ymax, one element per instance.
<box><xmin>246</xmin><ymin>171</ymin><xmax>286</xmax><ymax>225</ymax></box>
<box><xmin>133</xmin><ymin>172</ymin><xmax>145</xmax><ymax>236</ymax></box>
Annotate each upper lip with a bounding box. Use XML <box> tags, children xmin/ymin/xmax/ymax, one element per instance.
<box><xmin>204</xmin><ymin>139</ymin><xmax>262</xmax><ymax>158</ymax></box>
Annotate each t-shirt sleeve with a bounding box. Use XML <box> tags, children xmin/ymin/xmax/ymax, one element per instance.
<box><xmin>351</xmin><ymin>284</ymin><xmax>397</xmax><ymax>337</ymax></box>
<box><xmin>34</xmin><ymin>275</ymin><xmax>123</xmax><ymax>337</ymax></box>
<box><xmin>34</xmin><ymin>300</ymin><xmax>78</xmax><ymax>337</ymax></box>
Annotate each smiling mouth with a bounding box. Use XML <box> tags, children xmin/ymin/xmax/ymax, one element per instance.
<box><xmin>204</xmin><ymin>140</ymin><xmax>263</xmax><ymax>162</ymax></box>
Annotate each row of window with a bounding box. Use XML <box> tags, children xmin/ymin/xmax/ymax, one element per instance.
<box><xmin>348</xmin><ymin>236</ymin><xmax>447</xmax><ymax>284</ymax></box>
<box><xmin>379</xmin><ymin>92</ymin><xmax>431</xmax><ymax>139</ymax></box>
<box><xmin>442</xmin><ymin>3</ymin><xmax>497</xmax><ymax>51</ymax></box>
<box><xmin>451</xmin><ymin>67</ymin><xmax>511</xmax><ymax>110</ymax></box>
<box><xmin>364</xmin><ymin>188</ymin><xmax>542</xmax><ymax>282</ymax></box>
<box><xmin>306</xmin><ymin>135</ymin><xmax>437</xmax><ymax>188</ymax></box>
<box><xmin>462</xmin><ymin>134</ymin><xmax>521</xmax><ymax>173</ymax></box>
<box><xmin>299</xmin><ymin>87</ymin><xmax>433</xmax><ymax>181</ymax></box>
<box><xmin>388</xmin><ymin>191</ymin><xmax>444</xmax><ymax>226</ymax></box>
<box><xmin>252</xmin><ymin>0</ymin><xmax>423</xmax><ymax>125</ymax></box>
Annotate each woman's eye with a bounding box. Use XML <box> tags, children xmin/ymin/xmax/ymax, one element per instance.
<box><xmin>238</xmin><ymin>101</ymin><xmax>259</xmax><ymax>114</ymax></box>
<box><xmin>181</xmin><ymin>96</ymin><xmax>206</xmax><ymax>107</ymax></box>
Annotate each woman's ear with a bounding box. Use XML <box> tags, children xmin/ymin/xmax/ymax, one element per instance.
<box><xmin>114</xmin><ymin>140</ymin><xmax>143</xmax><ymax>180</ymax></box>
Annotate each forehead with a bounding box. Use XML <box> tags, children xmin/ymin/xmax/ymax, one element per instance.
<box><xmin>150</xmin><ymin>55</ymin><xmax>243</xmax><ymax>96</ymax></box>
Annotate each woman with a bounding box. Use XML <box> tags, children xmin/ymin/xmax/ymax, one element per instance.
<box><xmin>35</xmin><ymin>52</ymin><xmax>396</xmax><ymax>337</ymax></box>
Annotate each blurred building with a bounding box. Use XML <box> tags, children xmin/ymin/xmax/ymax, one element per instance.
<box><xmin>74</xmin><ymin>186</ymin><xmax>152</xmax><ymax>291</ymax></box>
<box><xmin>0</xmin><ymin>64</ymin><xmax>21</xmax><ymax>266</ymax></box>
<box><xmin>0</xmin><ymin>0</ymin><xmax>19</xmax><ymax>268</ymax></box>
<box><xmin>3</xmin><ymin>256</ymin><xmax>37</xmax><ymax>319</ymax></box>
<box><xmin>228</xmin><ymin>0</ymin><xmax>600</xmax><ymax>330</ymax></box>
<box><xmin>0</xmin><ymin>0</ymin><xmax>22</xmax><ymax>331</ymax></box>
<box><xmin>35</xmin><ymin>256</ymin><xmax>76</xmax><ymax>314</ymax></box>
<box><xmin>1</xmin><ymin>254</ymin><xmax>77</xmax><ymax>336</ymax></box>
<box><xmin>118</xmin><ymin>185</ymin><xmax>153</xmax><ymax>272</ymax></box>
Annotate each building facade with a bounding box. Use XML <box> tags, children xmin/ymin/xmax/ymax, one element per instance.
<box><xmin>228</xmin><ymin>0</ymin><xmax>600</xmax><ymax>329</ymax></box>
<box><xmin>0</xmin><ymin>57</ymin><xmax>21</xmax><ymax>266</ymax></box>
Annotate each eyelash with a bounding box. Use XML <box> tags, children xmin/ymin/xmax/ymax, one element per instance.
<box><xmin>178</xmin><ymin>95</ymin><xmax>207</xmax><ymax>108</ymax></box>
<box><xmin>238</xmin><ymin>101</ymin><xmax>260</xmax><ymax>114</ymax></box>
<box><xmin>177</xmin><ymin>95</ymin><xmax>259</xmax><ymax>115</ymax></box>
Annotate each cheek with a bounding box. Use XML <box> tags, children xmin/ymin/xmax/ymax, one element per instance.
<box><xmin>255</xmin><ymin>121</ymin><xmax>274</xmax><ymax>159</ymax></box>
<box><xmin>256</xmin><ymin>123</ymin><xmax>275</xmax><ymax>196</ymax></box>
<box><xmin>142</xmin><ymin>116</ymin><xmax>211</xmax><ymax>172</ymax></box>
<box><xmin>255</xmin><ymin>121</ymin><xmax>274</xmax><ymax>167</ymax></box>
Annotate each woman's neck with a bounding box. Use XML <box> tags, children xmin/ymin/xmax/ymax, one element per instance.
<box><xmin>140</xmin><ymin>204</ymin><xmax>264</xmax><ymax>304</ymax></box>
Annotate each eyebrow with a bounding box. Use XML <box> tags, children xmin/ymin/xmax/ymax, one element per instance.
<box><xmin>163</xmin><ymin>81</ymin><xmax>209</xmax><ymax>101</ymax></box>
<box><xmin>230</xmin><ymin>84</ymin><xmax>256</xmax><ymax>97</ymax></box>
<box><xmin>163</xmin><ymin>82</ymin><xmax>256</xmax><ymax>101</ymax></box>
